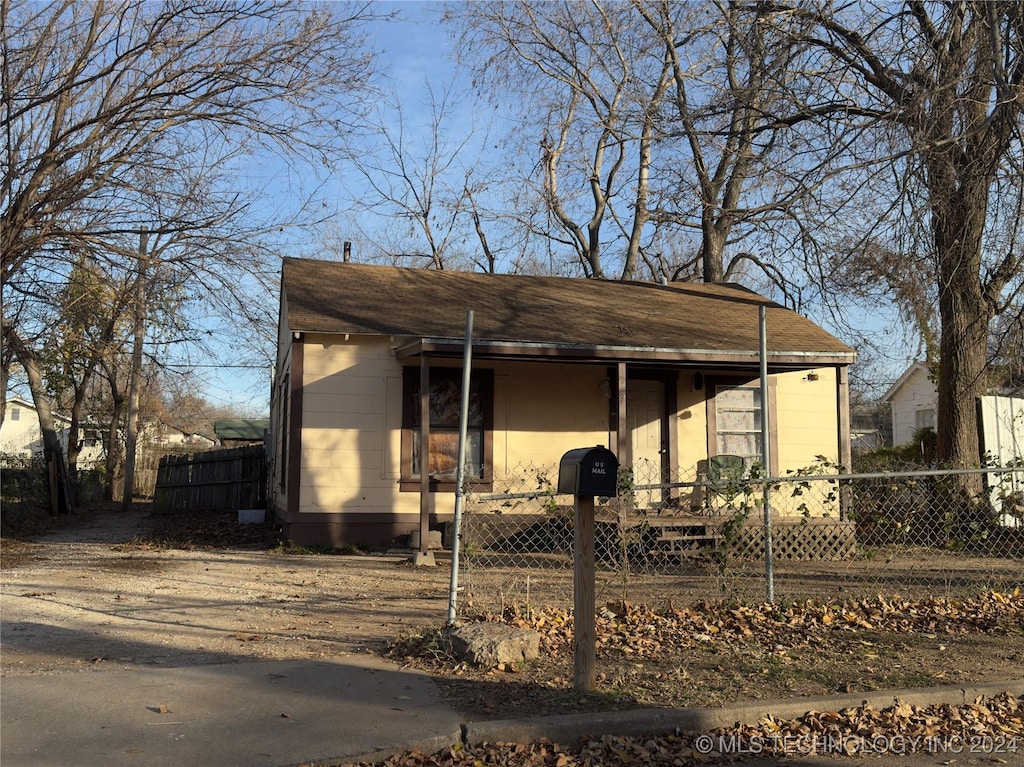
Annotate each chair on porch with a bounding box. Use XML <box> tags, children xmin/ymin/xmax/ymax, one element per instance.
<box><xmin>691</xmin><ymin>454</ymin><xmax>746</xmax><ymax>516</ymax></box>
<box><xmin>646</xmin><ymin>455</ymin><xmax>747</xmax><ymax>561</ymax></box>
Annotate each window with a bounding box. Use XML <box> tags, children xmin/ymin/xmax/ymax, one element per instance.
<box><xmin>715</xmin><ymin>386</ymin><xmax>762</xmax><ymax>466</ymax></box>
<box><xmin>401</xmin><ymin>367</ymin><xmax>493</xmax><ymax>491</ymax></box>
<box><xmin>914</xmin><ymin>408</ymin><xmax>935</xmax><ymax>431</ymax></box>
<box><xmin>707</xmin><ymin>379</ymin><xmax>778</xmax><ymax>474</ymax></box>
<box><xmin>10</xmin><ymin>407</ymin><xmax>20</xmax><ymax>421</ymax></box>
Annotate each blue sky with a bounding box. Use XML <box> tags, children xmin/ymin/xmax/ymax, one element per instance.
<box><xmin>200</xmin><ymin>2</ymin><xmax>459</xmax><ymax>413</ymax></box>
<box><xmin>199</xmin><ymin>1</ymin><xmax>917</xmax><ymax>413</ymax></box>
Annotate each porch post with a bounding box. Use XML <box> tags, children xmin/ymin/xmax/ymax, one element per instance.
<box><xmin>416</xmin><ymin>353</ymin><xmax>434</xmax><ymax>564</ymax></box>
<box><xmin>666</xmin><ymin>372</ymin><xmax>679</xmax><ymax>501</ymax></box>
<box><xmin>616</xmin><ymin>362</ymin><xmax>630</xmax><ymax>468</ymax></box>
<box><xmin>837</xmin><ymin>365</ymin><xmax>852</xmax><ymax>521</ymax></box>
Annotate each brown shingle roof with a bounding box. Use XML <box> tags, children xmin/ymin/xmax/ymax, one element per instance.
<box><xmin>281</xmin><ymin>258</ymin><xmax>855</xmax><ymax>366</ymax></box>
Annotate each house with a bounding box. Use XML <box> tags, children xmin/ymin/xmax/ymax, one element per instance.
<box><xmin>213</xmin><ymin>419</ymin><xmax>269</xmax><ymax>447</ymax></box>
<box><xmin>882</xmin><ymin>362</ymin><xmax>937</xmax><ymax>447</ymax></box>
<box><xmin>883</xmin><ymin>360</ymin><xmax>1024</xmax><ymax>449</ymax></box>
<box><xmin>0</xmin><ymin>397</ymin><xmax>105</xmax><ymax>468</ymax></box>
<box><xmin>144</xmin><ymin>420</ymin><xmax>217</xmax><ymax>449</ymax></box>
<box><xmin>1</xmin><ymin>398</ymin><xmax>215</xmax><ymax>467</ymax></box>
<box><xmin>269</xmin><ymin>258</ymin><xmax>857</xmax><ymax>548</ymax></box>
<box><xmin>1</xmin><ymin>397</ymin><xmax>46</xmax><ymax>457</ymax></box>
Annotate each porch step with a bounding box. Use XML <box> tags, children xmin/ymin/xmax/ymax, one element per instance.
<box><xmin>650</xmin><ymin>525</ymin><xmax>723</xmax><ymax>558</ymax></box>
<box><xmin>658</xmin><ymin>531</ymin><xmax>723</xmax><ymax>542</ymax></box>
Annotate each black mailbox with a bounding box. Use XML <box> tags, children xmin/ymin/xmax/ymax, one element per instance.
<box><xmin>557</xmin><ymin>446</ymin><xmax>618</xmax><ymax>497</ymax></box>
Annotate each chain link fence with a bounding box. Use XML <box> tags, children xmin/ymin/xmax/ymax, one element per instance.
<box><xmin>456</xmin><ymin>460</ymin><xmax>1024</xmax><ymax>616</ymax></box>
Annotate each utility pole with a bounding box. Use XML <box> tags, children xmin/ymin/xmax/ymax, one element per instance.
<box><xmin>122</xmin><ymin>228</ymin><xmax>148</xmax><ymax>511</ymax></box>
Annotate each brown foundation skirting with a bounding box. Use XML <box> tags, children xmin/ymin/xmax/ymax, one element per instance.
<box><xmin>275</xmin><ymin>510</ymin><xmax>452</xmax><ymax>549</ymax></box>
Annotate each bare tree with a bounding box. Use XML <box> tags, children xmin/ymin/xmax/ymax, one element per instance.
<box><xmin>2</xmin><ymin>0</ymin><xmax>381</xmax><ymax>503</ymax></box>
<box><xmin>344</xmin><ymin>82</ymin><xmax>486</xmax><ymax>270</ymax></box>
<box><xmin>635</xmin><ymin>0</ymin><xmax>837</xmax><ymax>295</ymax></box>
<box><xmin>777</xmin><ymin>1</ymin><xmax>1024</xmax><ymax>470</ymax></box>
<box><xmin>453</xmin><ymin>1</ymin><xmax>676</xmax><ymax>280</ymax></box>
<box><xmin>451</xmin><ymin>1</ymin><xmax>839</xmax><ymax>293</ymax></box>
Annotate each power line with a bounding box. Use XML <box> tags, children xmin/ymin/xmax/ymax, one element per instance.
<box><xmin>161</xmin><ymin>363</ymin><xmax>268</xmax><ymax>369</ymax></box>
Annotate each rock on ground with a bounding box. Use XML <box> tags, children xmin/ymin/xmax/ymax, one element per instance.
<box><xmin>447</xmin><ymin>622</ymin><xmax>541</xmax><ymax>668</ymax></box>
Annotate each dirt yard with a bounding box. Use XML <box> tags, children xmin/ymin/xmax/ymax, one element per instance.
<box><xmin>0</xmin><ymin>507</ymin><xmax>451</xmax><ymax>673</ymax></box>
<box><xmin>2</xmin><ymin>506</ymin><xmax>1023</xmax><ymax>723</ymax></box>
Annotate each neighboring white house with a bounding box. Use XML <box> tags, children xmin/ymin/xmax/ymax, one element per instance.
<box><xmin>1</xmin><ymin>398</ymin><xmax>41</xmax><ymax>456</ymax></box>
<box><xmin>882</xmin><ymin>363</ymin><xmax>937</xmax><ymax>446</ymax></box>
<box><xmin>979</xmin><ymin>395</ymin><xmax>1024</xmax><ymax>527</ymax></box>
<box><xmin>0</xmin><ymin>397</ymin><xmax>106</xmax><ymax>467</ymax></box>
<box><xmin>142</xmin><ymin>420</ymin><xmax>217</xmax><ymax>449</ymax></box>
<box><xmin>0</xmin><ymin>400</ymin><xmax>216</xmax><ymax>468</ymax></box>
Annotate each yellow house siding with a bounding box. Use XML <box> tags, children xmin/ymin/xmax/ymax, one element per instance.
<box><xmin>287</xmin><ymin>333</ymin><xmax>847</xmax><ymax>535</ymax></box>
<box><xmin>772</xmin><ymin>368</ymin><xmax>842</xmax><ymax>519</ymax></box>
<box><xmin>296</xmin><ymin>351</ymin><xmax>617</xmax><ymax>519</ymax></box>
<box><xmin>498</xmin><ymin>362</ymin><xmax>612</xmax><ymax>472</ymax></box>
<box><xmin>773</xmin><ymin>368</ymin><xmax>840</xmax><ymax>473</ymax></box>
<box><xmin>383</xmin><ymin>374</ymin><xmax>403</xmax><ymax>480</ymax></box>
<box><xmin>675</xmin><ymin>373</ymin><xmax>710</xmax><ymax>478</ymax></box>
<box><xmin>299</xmin><ymin>335</ymin><xmax>411</xmax><ymax>516</ymax></box>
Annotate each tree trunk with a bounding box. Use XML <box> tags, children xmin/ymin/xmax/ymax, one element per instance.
<box><xmin>700</xmin><ymin>221</ymin><xmax>727</xmax><ymax>283</ymax></box>
<box><xmin>0</xmin><ymin>331</ymin><xmax>10</xmax><ymax>428</ymax></box>
<box><xmin>105</xmin><ymin>402</ymin><xmax>124</xmax><ymax>501</ymax></box>
<box><xmin>929</xmin><ymin>141</ymin><xmax>993</xmax><ymax>473</ymax></box>
<box><xmin>929</xmin><ymin>146</ymin><xmax>993</xmax><ymax>527</ymax></box>
<box><xmin>3</xmin><ymin>324</ymin><xmax>73</xmax><ymax>513</ymax></box>
<box><xmin>66</xmin><ymin>382</ymin><xmax>90</xmax><ymax>482</ymax></box>
<box><xmin>622</xmin><ymin>56</ymin><xmax>670</xmax><ymax>282</ymax></box>
<box><xmin>935</xmin><ymin>278</ymin><xmax>989</xmax><ymax>471</ymax></box>
<box><xmin>102</xmin><ymin>364</ymin><xmax>125</xmax><ymax>502</ymax></box>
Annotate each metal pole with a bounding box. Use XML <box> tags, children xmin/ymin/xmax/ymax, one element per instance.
<box><xmin>447</xmin><ymin>310</ymin><xmax>474</xmax><ymax>625</ymax></box>
<box><xmin>759</xmin><ymin>305</ymin><xmax>774</xmax><ymax>603</ymax></box>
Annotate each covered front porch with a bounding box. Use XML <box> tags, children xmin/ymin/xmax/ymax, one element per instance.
<box><xmin>399</xmin><ymin>336</ymin><xmax>854</xmax><ymax>558</ymax></box>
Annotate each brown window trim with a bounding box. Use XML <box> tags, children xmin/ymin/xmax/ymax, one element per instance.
<box><xmin>399</xmin><ymin>366</ymin><xmax>494</xmax><ymax>493</ymax></box>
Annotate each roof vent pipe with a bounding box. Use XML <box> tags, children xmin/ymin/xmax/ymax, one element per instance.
<box><xmin>343</xmin><ymin>241</ymin><xmax>351</xmax><ymax>262</ymax></box>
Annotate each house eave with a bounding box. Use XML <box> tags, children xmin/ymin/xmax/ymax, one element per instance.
<box><xmin>393</xmin><ymin>337</ymin><xmax>856</xmax><ymax>369</ymax></box>
<box><xmin>881</xmin><ymin>361</ymin><xmax>929</xmax><ymax>403</ymax></box>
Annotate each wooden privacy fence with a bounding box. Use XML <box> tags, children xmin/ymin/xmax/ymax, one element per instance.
<box><xmin>154</xmin><ymin>445</ymin><xmax>265</xmax><ymax>512</ymax></box>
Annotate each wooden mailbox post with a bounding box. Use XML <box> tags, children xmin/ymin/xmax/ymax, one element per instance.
<box><xmin>557</xmin><ymin>446</ymin><xmax>618</xmax><ymax>692</ymax></box>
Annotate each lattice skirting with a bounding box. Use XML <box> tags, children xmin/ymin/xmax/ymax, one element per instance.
<box><xmin>724</xmin><ymin>519</ymin><xmax>858</xmax><ymax>561</ymax></box>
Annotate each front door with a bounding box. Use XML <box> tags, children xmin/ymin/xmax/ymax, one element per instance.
<box><xmin>627</xmin><ymin>379</ymin><xmax>665</xmax><ymax>509</ymax></box>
